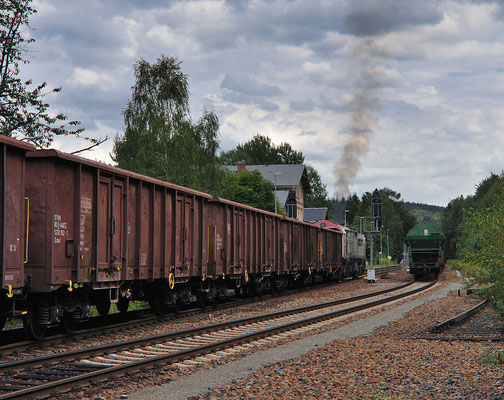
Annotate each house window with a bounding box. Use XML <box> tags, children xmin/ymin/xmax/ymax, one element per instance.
<box><xmin>286</xmin><ymin>191</ymin><xmax>297</xmax><ymax>219</ymax></box>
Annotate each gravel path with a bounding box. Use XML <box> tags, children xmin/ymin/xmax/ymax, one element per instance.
<box><xmin>127</xmin><ymin>269</ymin><xmax>502</xmax><ymax>400</ymax></box>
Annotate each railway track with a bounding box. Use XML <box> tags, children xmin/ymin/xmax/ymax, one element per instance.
<box><xmin>0</xmin><ymin>266</ymin><xmax>403</xmax><ymax>354</ymax></box>
<box><xmin>416</xmin><ymin>298</ymin><xmax>504</xmax><ymax>342</ymax></box>
<box><xmin>430</xmin><ymin>298</ymin><xmax>487</xmax><ymax>333</ymax></box>
<box><xmin>0</xmin><ymin>278</ymin><xmax>433</xmax><ymax>399</ymax></box>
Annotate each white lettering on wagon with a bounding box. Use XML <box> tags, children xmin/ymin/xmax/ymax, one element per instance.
<box><xmin>80</xmin><ymin>214</ymin><xmax>86</xmax><ymax>248</ymax></box>
<box><xmin>81</xmin><ymin>197</ymin><xmax>92</xmax><ymax>214</ymax></box>
<box><xmin>53</xmin><ymin>214</ymin><xmax>69</xmax><ymax>244</ymax></box>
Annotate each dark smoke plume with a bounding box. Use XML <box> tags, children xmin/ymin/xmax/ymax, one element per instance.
<box><xmin>334</xmin><ymin>37</ymin><xmax>384</xmax><ymax>199</ymax></box>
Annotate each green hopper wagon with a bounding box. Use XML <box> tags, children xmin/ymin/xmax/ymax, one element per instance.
<box><xmin>405</xmin><ymin>223</ymin><xmax>445</xmax><ymax>280</ymax></box>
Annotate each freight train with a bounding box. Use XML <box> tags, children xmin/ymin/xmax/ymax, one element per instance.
<box><xmin>404</xmin><ymin>223</ymin><xmax>445</xmax><ymax>280</ymax></box>
<box><xmin>0</xmin><ymin>136</ymin><xmax>363</xmax><ymax>339</ymax></box>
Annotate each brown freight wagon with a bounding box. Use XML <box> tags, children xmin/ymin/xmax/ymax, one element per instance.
<box><xmin>0</xmin><ymin>136</ymin><xmax>35</xmax><ymax>330</ymax></box>
<box><xmin>11</xmin><ymin>144</ymin><xmax>345</xmax><ymax>338</ymax></box>
<box><xmin>23</xmin><ymin>148</ymin><xmax>219</xmax><ymax>337</ymax></box>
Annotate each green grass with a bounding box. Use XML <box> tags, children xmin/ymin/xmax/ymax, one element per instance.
<box><xmin>482</xmin><ymin>351</ymin><xmax>504</xmax><ymax>366</ymax></box>
<box><xmin>89</xmin><ymin>300</ymin><xmax>150</xmax><ymax>317</ymax></box>
<box><xmin>368</xmin><ymin>387</ymin><xmax>406</xmax><ymax>399</ymax></box>
<box><xmin>447</xmin><ymin>259</ymin><xmax>482</xmax><ymax>278</ymax></box>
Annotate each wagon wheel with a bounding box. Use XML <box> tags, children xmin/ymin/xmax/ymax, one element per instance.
<box><xmin>61</xmin><ymin>311</ymin><xmax>79</xmax><ymax>334</ymax></box>
<box><xmin>23</xmin><ymin>311</ymin><xmax>46</xmax><ymax>340</ymax></box>
<box><xmin>96</xmin><ymin>299</ymin><xmax>111</xmax><ymax>316</ymax></box>
<box><xmin>116</xmin><ymin>297</ymin><xmax>130</xmax><ymax>314</ymax></box>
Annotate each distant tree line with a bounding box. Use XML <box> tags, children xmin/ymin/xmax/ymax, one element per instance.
<box><xmin>403</xmin><ymin>202</ymin><xmax>445</xmax><ymax>213</ymax></box>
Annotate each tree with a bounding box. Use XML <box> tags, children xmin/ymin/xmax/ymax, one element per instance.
<box><xmin>304</xmin><ymin>164</ymin><xmax>333</xmax><ymax>218</ymax></box>
<box><xmin>113</xmin><ymin>56</ymin><xmax>222</xmax><ymax>193</ymax></box>
<box><xmin>220</xmin><ymin>134</ymin><xmax>304</xmax><ymax>165</ymax></box>
<box><xmin>216</xmin><ymin>169</ymin><xmax>276</xmax><ymax>212</ymax></box>
<box><xmin>0</xmin><ymin>0</ymin><xmax>91</xmax><ymax>148</ymax></box>
<box><xmin>459</xmin><ymin>203</ymin><xmax>504</xmax><ymax>313</ymax></box>
<box><xmin>441</xmin><ymin>196</ymin><xmax>465</xmax><ymax>259</ymax></box>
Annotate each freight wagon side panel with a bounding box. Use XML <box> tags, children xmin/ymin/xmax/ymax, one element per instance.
<box><xmin>321</xmin><ymin>230</ymin><xmax>328</xmax><ymax>269</ymax></box>
<box><xmin>257</xmin><ymin>213</ymin><xmax>265</xmax><ymax>274</ymax></box>
<box><xmin>26</xmin><ymin>159</ymin><xmax>77</xmax><ymax>291</ymax></box>
<box><xmin>163</xmin><ymin>189</ymin><xmax>174</xmax><ymax>279</ymax></box>
<box><xmin>25</xmin><ymin>159</ymin><xmax>51</xmax><ymax>291</ymax></box>
<box><xmin>79</xmin><ymin>167</ymin><xmax>96</xmax><ymax>282</ymax></box>
<box><xmin>126</xmin><ymin>181</ymin><xmax>138</xmax><ymax>280</ymax></box>
<box><xmin>1</xmin><ymin>145</ymin><xmax>29</xmax><ymax>293</ymax></box>
<box><xmin>138</xmin><ymin>182</ymin><xmax>153</xmax><ymax>280</ymax></box>
<box><xmin>290</xmin><ymin>222</ymin><xmax>300</xmax><ymax>271</ymax></box>
<box><xmin>96</xmin><ymin>173</ymin><xmax>125</xmax><ymax>284</ymax></box>
<box><xmin>175</xmin><ymin>193</ymin><xmax>195</xmax><ymax>277</ymax></box>
<box><xmin>190</xmin><ymin>195</ymin><xmax>202</xmax><ymax>278</ymax></box>
<box><xmin>153</xmin><ymin>185</ymin><xmax>163</xmax><ymax>279</ymax></box>
<box><xmin>231</xmin><ymin>207</ymin><xmax>246</xmax><ymax>273</ymax></box>
<box><xmin>265</xmin><ymin>216</ymin><xmax>275</xmax><ymax>273</ymax></box>
<box><xmin>51</xmin><ymin>162</ymin><xmax>76</xmax><ymax>286</ymax></box>
<box><xmin>204</xmin><ymin>201</ymin><xmax>224</xmax><ymax>278</ymax></box>
<box><xmin>244</xmin><ymin>211</ymin><xmax>255</xmax><ymax>275</ymax></box>
<box><xmin>277</xmin><ymin>219</ymin><xmax>288</xmax><ymax>274</ymax></box>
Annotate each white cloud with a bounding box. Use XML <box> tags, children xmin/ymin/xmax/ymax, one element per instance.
<box><xmin>68</xmin><ymin>68</ymin><xmax>114</xmax><ymax>88</ymax></box>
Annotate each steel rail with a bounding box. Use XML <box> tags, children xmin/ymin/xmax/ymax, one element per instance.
<box><xmin>0</xmin><ymin>280</ymin><xmax>433</xmax><ymax>399</ymax></box>
<box><xmin>430</xmin><ymin>298</ymin><xmax>488</xmax><ymax>333</ymax></box>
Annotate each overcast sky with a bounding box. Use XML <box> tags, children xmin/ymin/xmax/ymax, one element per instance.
<box><xmin>21</xmin><ymin>0</ymin><xmax>504</xmax><ymax>206</ymax></box>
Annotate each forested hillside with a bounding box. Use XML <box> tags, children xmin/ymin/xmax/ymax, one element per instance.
<box><xmin>404</xmin><ymin>202</ymin><xmax>445</xmax><ymax>228</ymax></box>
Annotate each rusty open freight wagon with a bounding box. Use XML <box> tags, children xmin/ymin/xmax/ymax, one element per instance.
<box><xmin>0</xmin><ymin>138</ymin><xmax>345</xmax><ymax>339</ymax></box>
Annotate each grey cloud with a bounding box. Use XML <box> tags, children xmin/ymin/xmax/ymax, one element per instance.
<box><xmin>342</xmin><ymin>0</ymin><xmax>443</xmax><ymax>36</ymax></box>
<box><xmin>221</xmin><ymin>73</ymin><xmax>283</xmax><ymax>97</ymax></box>
<box><xmin>342</xmin><ymin>0</ymin><xmax>444</xmax><ymax>36</ymax></box>
<box><xmin>224</xmin><ymin>0</ymin><xmax>250</xmax><ymax>13</ymax></box>
<box><xmin>289</xmin><ymin>100</ymin><xmax>315</xmax><ymax>112</ymax></box>
<box><xmin>257</xmin><ymin>98</ymin><xmax>280</xmax><ymax>112</ymax></box>
<box><xmin>220</xmin><ymin>89</ymin><xmax>279</xmax><ymax>112</ymax></box>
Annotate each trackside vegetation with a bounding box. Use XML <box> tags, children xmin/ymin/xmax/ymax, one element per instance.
<box><xmin>442</xmin><ymin>173</ymin><xmax>504</xmax><ymax>313</ymax></box>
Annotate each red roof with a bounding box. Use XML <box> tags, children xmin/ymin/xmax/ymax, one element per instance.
<box><xmin>313</xmin><ymin>220</ymin><xmax>344</xmax><ymax>232</ymax></box>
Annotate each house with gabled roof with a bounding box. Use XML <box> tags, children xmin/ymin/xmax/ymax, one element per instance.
<box><xmin>225</xmin><ymin>161</ymin><xmax>311</xmax><ymax>221</ymax></box>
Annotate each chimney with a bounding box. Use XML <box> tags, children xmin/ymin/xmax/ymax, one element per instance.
<box><xmin>237</xmin><ymin>160</ymin><xmax>246</xmax><ymax>172</ymax></box>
